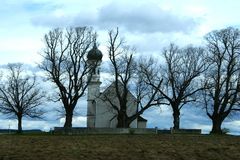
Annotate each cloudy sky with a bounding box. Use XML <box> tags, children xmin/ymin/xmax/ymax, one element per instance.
<box><xmin>0</xmin><ymin>0</ymin><xmax>240</xmax><ymax>134</ymax></box>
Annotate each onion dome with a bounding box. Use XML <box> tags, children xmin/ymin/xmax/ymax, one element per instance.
<box><xmin>87</xmin><ymin>43</ymin><xmax>103</xmax><ymax>61</ymax></box>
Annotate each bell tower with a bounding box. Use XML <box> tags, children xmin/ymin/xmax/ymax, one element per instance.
<box><xmin>87</xmin><ymin>43</ymin><xmax>103</xmax><ymax>128</ymax></box>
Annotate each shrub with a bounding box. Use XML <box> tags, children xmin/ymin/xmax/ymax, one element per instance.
<box><xmin>222</xmin><ymin>128</ymin><xmax>230</xmax><ymax>134</ymax></box>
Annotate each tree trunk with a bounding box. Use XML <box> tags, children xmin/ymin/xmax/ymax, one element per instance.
<box><xmin>64</xmin><ymin>110</ymin><xmax>73</xmax><ymax>129</ymax></box>
<box><xmin>17</xmin><ymin>115</ymin><xmax>22</xmax><ymax>133</ymax></box>
<box><xmin>173</xmin><ymin>109</ymin><xmax>180</xmax><ymax>129</ymax></box>
<box><xmin>210</xmin><ymin>117</ymin><xmax>223</xmax><ymax>134</ymax></box>
<box><xmin>116</xmin><ymin>112</ymin><xmax>129</xmax><ymax>128</ymax></box>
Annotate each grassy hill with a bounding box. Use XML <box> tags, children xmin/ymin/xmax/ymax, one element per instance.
<box><xmin>0</xmin><ymin>134</ymin><xmax>239</xmax><ymax>160</ymax></box>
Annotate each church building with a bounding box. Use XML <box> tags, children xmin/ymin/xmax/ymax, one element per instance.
<box><xmin>86</xmin><ymin>44</ymin><xmax>147</xmax><ymax>128</ymax></box>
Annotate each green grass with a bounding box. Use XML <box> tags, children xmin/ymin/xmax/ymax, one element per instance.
<box><xmin>0</xmin><ymin>134</ymin><xmax>239</xmax><ymax>160</ymax></box>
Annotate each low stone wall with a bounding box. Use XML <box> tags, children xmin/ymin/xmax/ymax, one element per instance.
<box><xmin>170</xmin><ymin>128</ymin><xmax>201</xmax><ymax>134</ymax></box>
<box><xmin>53</xmin><ymin>127</ymin><xmax>201</xmax><ymax>135</ymax></box>
<box><xmin>53</xmin><ymin>127</ymin><xmax>170</xmax><ymax>135</ymax></box>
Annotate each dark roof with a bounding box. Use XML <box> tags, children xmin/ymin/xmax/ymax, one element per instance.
<box><xmin>138</xmin><ymin>116</ymin><xmax>147</xmax><ymax>122</ymax></box>
<box><xmin>99</xmin><ymin>81</ymin><xmax>137</xmax><ymax>101</ymax></box>
<box><xmin>87</xmin><ymin>44</ymin><xmax>103</xmax><ymax>61</ymax></box>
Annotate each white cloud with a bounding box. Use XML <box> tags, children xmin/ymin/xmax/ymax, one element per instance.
<box><xmin>97</xmin><ymin>2</ymin><xmax>199</xmax><ymax>34</ymax></box>
<box><xmin>30</xmin><ymin>1</ymin><xmax>200</xmax><ymax>34</ymax></box>
<box><xmin>0</xmin><ymin>119</ymin><xmax>57</xmax><ymax>131</ymax></box>
<box><xmin>223</xmin><ymin>121</ymin><xmax>240</xmax><ymax>135</ymax></box>
<box><xmin>60</xmin><ymin>116</ymin><xmax>87</xmax><ymax>127</ymax></box>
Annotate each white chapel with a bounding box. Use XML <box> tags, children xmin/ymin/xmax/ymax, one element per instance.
<box><xmin>86</xmin><ymin>44</ymin><xmax>147</xmax><ymax>128</ymax></box>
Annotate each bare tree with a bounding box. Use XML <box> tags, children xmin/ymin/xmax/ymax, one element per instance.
<box><xmin>135</xmin><ymin>57</ymin><xmax>164</xmax><ymax>119</ymax></box>
<box><xmin>151</xmin><ymin>44</ymin><xmax>207</xmax><ymax>129</ymax></box>
<box><xmin>203</xmin><ymin>27</ymin><xmax>240</xmax><ymax>134</ymax></box>
<box><xmin>104</xmin><ymin>28</ymin><xmax>162</xmax><ymax>128</ymax></box>
<box><xmin>39</xmin><ymin>27</ymin><xmax>97</xmax><ymax>128</ymax></box>
<box><xmin>0</xmin><ymin>63</ymin><xmax>45</xmax><ymax>133</ymax></box>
